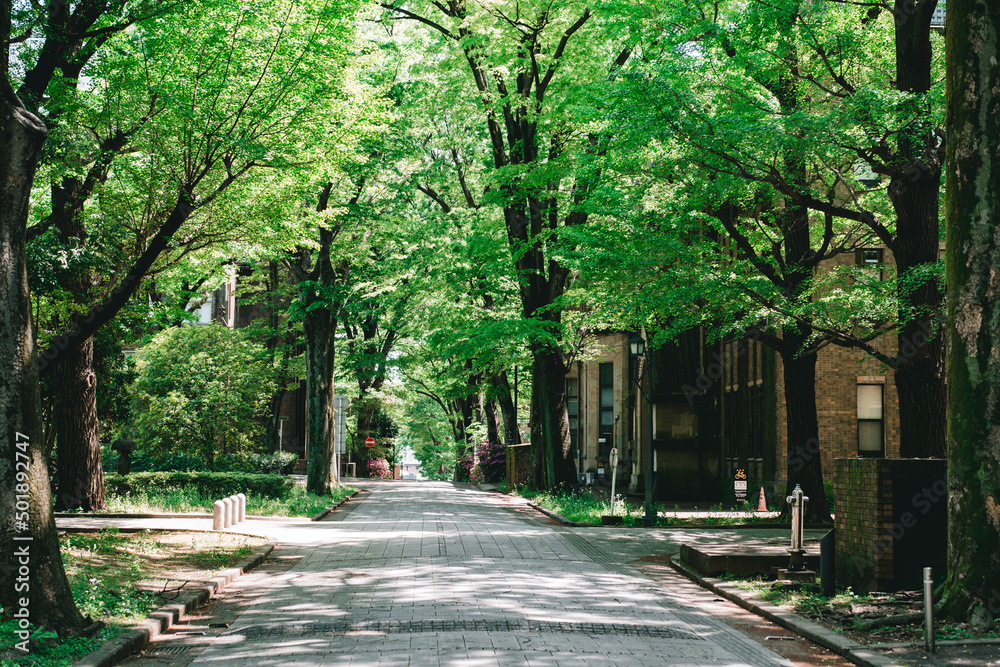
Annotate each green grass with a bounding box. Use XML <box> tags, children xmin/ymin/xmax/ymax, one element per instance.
<box><xmin>105</xmin><ymin>484</ymin><xmax>356</xmax><ymax>517</ymax></box>
<box><xmin>517</xmin><ymin>487</ymin><xmax>656</xmax><ymax>526</ymax></box>
<box><xmin>0</xmin><ymin>623</ymin><xmax>119</xmax><ymax>667</ymax></box>
<box><xmin>513</xmin><ymin>487</ymin><xmax>777</xmax><ymax>527</ymax></box>
<box><xmin>1</xmin><ymin>528</ymin><xmax>264</xmax><ymax>666</ymax></box>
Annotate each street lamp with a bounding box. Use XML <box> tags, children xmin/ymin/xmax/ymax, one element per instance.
<box><xmin>629</xmin><ymin>333</ymin><xmax>655</xmax><ymax>524</ymax></box>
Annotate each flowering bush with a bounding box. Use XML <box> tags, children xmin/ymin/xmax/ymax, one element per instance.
<box><xmin>455</xmin><ymin>451</ymin><xmax>473</xmax><ymax>482</ymax></box>
<box><xmin>366</xmin><ymin>457</ymin><xmax>391</xmax><ymax>479</ymax></box>
<box><xmin>480</xmin><ymin>441</ymin><xmax>507</xmax><ymax>483</ymax></box>
<box><xmin>462</xmin><ymin>441</ymin><xmax>506</xmax><ymax>484</ymax></box>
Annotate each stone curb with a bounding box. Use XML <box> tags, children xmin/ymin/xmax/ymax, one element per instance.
<box><xmin>526</xmin><ymin>502</ymin><xmax>591</xmax><ymax>527</ymax></box>
<box><xmin>310</xmin><ymin>490</ymin><xmax>361</xmax><ymax>521</ymax></box>
<box><xmin>71</xmin><ymin>540</ymin><xmax>277</xmax><ymax>667</ymax></box>
<box><xmin>667</xmin><ymin>560</ymin><xmax>906</xmax><ymax>667</ymax></box>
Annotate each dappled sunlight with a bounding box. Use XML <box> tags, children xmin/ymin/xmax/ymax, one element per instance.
<box><xmin>183</xmin><ymin>480</ymin><xmax>793</xmax><ymax>665</ymax></box>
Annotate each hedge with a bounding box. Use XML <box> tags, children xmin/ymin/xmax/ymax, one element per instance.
<box><xmin>103</xmin><ymin>472</ymin><xmax>295</xmax><ymax>499</ymax></box>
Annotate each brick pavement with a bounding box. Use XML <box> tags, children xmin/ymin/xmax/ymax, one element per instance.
<box><xmin>139</xmin><ymin>480</ymin><xmax>800</xmax><ymax>667</ymax></box>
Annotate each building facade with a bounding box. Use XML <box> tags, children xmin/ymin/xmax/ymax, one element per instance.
<box><xmin>567</xmin><ymin>244</ymin><xmax>906</xmax><ymax>503</ymax></box>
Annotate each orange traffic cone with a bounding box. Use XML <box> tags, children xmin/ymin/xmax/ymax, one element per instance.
<box><xmin>757</xmin><ymin>488</ymin><xmax>768</xmax><ymax>512</ymax></box>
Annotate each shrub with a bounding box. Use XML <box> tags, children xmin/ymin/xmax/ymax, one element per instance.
<box><xmin>102</xmin><ymin>447</ymin><xmax>208</xmax><ymax>473</ymax></box>
<box><xmin>475</xmin><ymin>441</ymin><xmax>506</xmax><ymax>483</ymax></box>
<box><xmin>455</xmin><ymin>450</ymin><xmax>472</xmax><ymax>482</ymax></box>
<box><xmin>220</xmin><ymin>451</ymin><xmax>299</xmax><ymax>475</ymax></box>
<box><xmin>103</xmin><ymin>472</ymin><xmax>294</xmax><ymax>499</ymax></box>
<box><xmin>365</xmin><ymin>458</ymin><xmax>391</xmax><ymax>479</ymax></box>
<box><xmin>129</xmin><ymin>324</ymin><xmax>277</xmax><ymax>471</ymax></box>
<box><xmin>460</xmin><ymin>442</ymin><xmax>506</xmax><ymax>484</ymax></box>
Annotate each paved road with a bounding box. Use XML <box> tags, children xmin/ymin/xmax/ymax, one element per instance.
<box><xmin>127</xmin><ymin>480</ymin><xmax>804</xmax><ymax>666</ymax></box>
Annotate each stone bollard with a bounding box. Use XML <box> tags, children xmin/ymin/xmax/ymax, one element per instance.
<box><xmin>229</xmin><ymin>495</ymin><xmax>240</xmax><ymax>525</ymax></box>
<box><xmin>222</xmin><ymin>497</ymin><xmax>233</xmax><ymax>528</ymax></box>
<box><xmin>236</xmin><ymin>493</ymin><xmax>246</xmax><ymax>522</ymax></box>
<box><xmin>213</xmin><ymin>500</ymin><xmax>225</xmax><ymax>531</ymax></box>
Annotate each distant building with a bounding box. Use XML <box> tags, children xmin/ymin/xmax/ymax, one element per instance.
<box><xmin>400</xmin><ymin>446</ymin><xmax>422</xmax><ymax>480</ymax></box>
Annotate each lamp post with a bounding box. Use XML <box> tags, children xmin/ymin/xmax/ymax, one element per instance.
<box><xmin>629</xmin><ymin>334</ymin><xmax>656</xmax><ymax>525</ymax></box>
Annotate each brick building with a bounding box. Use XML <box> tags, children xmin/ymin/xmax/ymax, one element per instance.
<box><xmin>567</xmin><ymin>245</ymin><xmax>905</xmax><ymax>503</ymax></box>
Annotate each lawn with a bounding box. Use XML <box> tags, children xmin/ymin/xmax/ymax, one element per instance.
<box><xmin>513</xmin><ymin>485</ymin><xmax>776</xmax><ymax>527</ymax></box>
<box><xmin>0</xmin><ymin>528</ymin><xmax>266</xmax><ymax>667</ymax></box>
<box><xmin>105</xmin><ymin>484</ymin><xmax>357</xmax><ymax>518</ymax></box>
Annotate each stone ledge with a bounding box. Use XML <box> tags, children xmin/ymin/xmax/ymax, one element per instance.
<box><xmin>71</xmin><ymin>540</ymin><xmax>276</xmax><ymax>667</ymax></box>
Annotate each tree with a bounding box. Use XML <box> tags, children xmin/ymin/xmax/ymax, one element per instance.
<box><xmin>2</xmin><ymin>0</ymin><xmax>364</xmax><ymax>632</ymax></box>
<box><xmin>942</xmin><ymin>0</ymin><xmax>1000</xmax><ymax>627</ymax></box>
<box><xmin>2</xmin><ymin>0</ymin><xmax>95</xmax><ymax>634</ymax></box>
<box><xmin>380</xmin><ymin>0</ymin><xmax>639</xmax><ymax>489</ymax></box>
<box><xmin>130</xmin><ymin>324</ymin><xmax>277</xmax><ymax>470</ymax></box>
<box><xmin>27</xmin><ymin>0</ymin><xmax>365</xmax><ymax>512</ymax></box>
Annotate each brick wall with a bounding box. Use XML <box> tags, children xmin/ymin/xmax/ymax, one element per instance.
<box><xmin>775</xmin><ymin>248</ymin><xmax>902</xmax><ymax>488</ymax></box>
<box><xmin>506</xmin><ymin>444</ymin><xmax>532</xmax><ymax>488</ymax></box>
<box><xmin>835</xmin><ymin>458</ymin><xmax>947</xmax><ymax>592</ymax></box>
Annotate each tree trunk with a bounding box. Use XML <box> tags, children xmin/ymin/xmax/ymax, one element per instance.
<box><xmin>262</xmin><ymin>388</ymin><xmax>287</xmax><ymax>453</ymax></box>
<box><xmin>779</xmin><ymin>342</ymin><xmax>833</xmax><ymax>524</ymax></box>
<box><xmin>483</xmin><ymin>397</ymin><xmax>501</xmax><ymax>445</ymax></box>
<box><xmin>942</xmin><ymin>0</ymin><xmax>1000</xmax><ymax>626</ymax></box>
<box><xmin>492</xmin><ymin>371</ymin><xmax>519</xmax><ymax>445</ymax></box>
<box><xmin>0</xmin><ymin>84</ymin><xmax>86</xmax><ymax>633</ymax></box>
<box><xmin>303</xmin><ymin>305</ymin><xmax>337</xmax><ymax>495</ymax></box>
<box><xmin>888</xmin><ymin>0</ymin><xmax>947</xmax><ymax>458</ymax></box>
<box><xmin>53</xmin><ymin>338</ymin><xmax>105</xmax><ymax>511</ymax></box>
<box><xmin>529</xmin><ymin>346</ymin><xmax>575</xmax><ymax>490</ymax></box>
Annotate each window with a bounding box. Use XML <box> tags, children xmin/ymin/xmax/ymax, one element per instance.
<box><xmin>856</xmin><ymin>248</ymin><xmax>884</xmax><ymax>280</ymax></box>
<box><xmin>567</xmin><ymin>378</ymin><xmax>579</xmax><ymax>456</ymax></box>
<box><xmin>858</xmin><ymin>384</ymin><xmax>884</xmax><ymax>457</ymax></box>
<box><xmin>599</xmin><ymin>363</ymin><xmax>614</xmax><ymax>458</ymax></box>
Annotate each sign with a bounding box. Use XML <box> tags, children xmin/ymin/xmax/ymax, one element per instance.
<box><xmin>333</xmin><ymin>395</ymin><xmax>349</xmax><ymax>454</ymax></box>
<box><xmin>365</xmin><ymin>437</ymin><xmax>375</xmax><ymax>448</ymax></box>
<box><xmin>734</xmin><ymin>468</ymin><xmax>748</xmax><ymax>502</ymax></box>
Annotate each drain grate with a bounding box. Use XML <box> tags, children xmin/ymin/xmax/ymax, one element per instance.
<box><xmin>226</xmin><ymin>619</ymin><xmax>701</xmax><ymax>641</ymax></box>
<box><xmin>147</xmin><ymin>645</ymin><xmax>192</xmax><ymax>655</ymax></box>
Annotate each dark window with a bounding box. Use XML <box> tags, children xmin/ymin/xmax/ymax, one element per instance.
<box><xmin>599</xmin><ymin>363</ymin><xmax>613</xmax><ymax>458</ymax></box>
<box><xmin>567</xmin><ymin>378</ymin><xmax>579</xmax><ymax>455</ymax></box>
<box><xmin>858</xmin><ymin>384</ymin><xmax>884</xmax><ymax>457</ymax></box>
<box><xmin>855</xmin><ymin>248</ymin><xmax>884</xmax><ymax>280</ymax></box>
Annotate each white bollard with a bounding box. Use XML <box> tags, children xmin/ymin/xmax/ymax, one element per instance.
<box><xmin>213</xmin><ymin>500</ymin><xmax>225</xmax><ymax>531</ymax></box>
<box><xmin>236</xmin><ymin>493</ymin><xmax>246</xmax><ymax>522</ymax></box>
<box><xmin>229</xmin><ymin>495</ymin><xmax>240</xmax><ymax>524</ymax></box>
<box><xmin>222</xmin><ymin>497</ymin><xmax>233</xmax><ymax>528</ymax></box>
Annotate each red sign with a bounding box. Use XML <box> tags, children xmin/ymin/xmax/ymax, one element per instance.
<box><xmin>365</xmin><ymin>437</ymin><xmax>375</xmax><ymax>448</ymax></box>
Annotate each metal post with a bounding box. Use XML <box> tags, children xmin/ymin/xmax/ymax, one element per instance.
<box><xmin>609</xmin><ymin>447</ymin><xmax>618</xmax><ymax>516</ymax></box>
<box><xmin>786</xmin><ymin>484</ymin><xmax>808</xmax><ymax>570</ymax></box>
<box><xmin>924</xmin><ymin>567</ymin><xmax>935</xmax><ymax>653</ymax></box>
<box><xmin>645</xmin><ymin>386</ymin><xmax>654</xmax><ymax>524</ymax></box>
